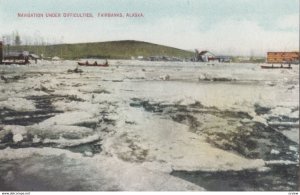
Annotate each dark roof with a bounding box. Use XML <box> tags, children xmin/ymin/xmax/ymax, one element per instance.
<box><xmin>198</xmin><ymin>50</ymin><xmax>215</xmax><ymax>56</ymax></box>
<box><xmin>4</xmin><ymin>51</ymin><xmax>39</xmax><ymax>59</ymax></box>
<box><xmin>198</xmin><ymin>50</ymin><xmax>209</xmax><ymax>55</ymax></box>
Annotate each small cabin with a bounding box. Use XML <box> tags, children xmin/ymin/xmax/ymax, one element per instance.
<box><xmin>196</xmin><ymin>50</ymin><xmax>217</xmax><ymax>62</ymax></box>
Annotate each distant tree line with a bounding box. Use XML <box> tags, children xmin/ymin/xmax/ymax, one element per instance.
<box><xmin>2</xmin><ymin>31</ymin><xmax>22</xmax><ymax>46</ymax></box>
<box><xmin>2</xmin><ymin>31</ymin><xmax>65</xmax><ymax>58</ymax></box>
<box><xmin>2</xmin><ymin>31</ymin><xmax>63</xmax><ymax>46</ymax></box>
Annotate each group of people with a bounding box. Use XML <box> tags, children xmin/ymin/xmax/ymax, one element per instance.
<box><xmin>85</xmin><ymin>59</ymin><xmax>108</xmax><ymax>66</ymax></box>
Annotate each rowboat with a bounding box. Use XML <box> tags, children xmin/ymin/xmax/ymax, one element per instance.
<box><xmin>1</xmin><ymin>61</ymin><xmax>29</xmax><ymax>65</ymax></box>
<box><xmin>260</xmin><ymin>65</ymin><xmax>292</xmax><ymax>69</ymax></box>
<box><xmin>77</xmin><ymin>61</ymin><xmax>109</xmax><ymax>67</ymax></box>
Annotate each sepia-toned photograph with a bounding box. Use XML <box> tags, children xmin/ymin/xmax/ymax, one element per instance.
<box><xmin>0</xmin><ymin>0</ymin><xmax>299</xmax><ymax>192</ymax></box>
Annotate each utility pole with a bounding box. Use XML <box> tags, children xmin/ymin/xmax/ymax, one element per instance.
<box><xmin>2</xmin><ymin>36</ymin><xmax>6</xmax><ymax>59</ymax></box>
<box><xmin>1</xmin><ymin>36</ymin><xmax>5</xmax><ymax>63</ymax></box>
<box><xmin>0</xmin><ymin>41</ymin><xmax>3</xmax><ymax>63</ymax></box>
<box><xmin>7</xmin><ymin>44</ymin><xmax>10</xmax><ymax>57</ymax></box>
<box><xmin>60</xmin><ymin>36</ymin><xmax>64</xmax><ymax>59</ymax></box>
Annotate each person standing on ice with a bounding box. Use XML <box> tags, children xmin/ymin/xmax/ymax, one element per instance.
<box><xmin>25</xmin><ymin>56</ymin><xmax>29</xmax><ymax>64</ymax></box>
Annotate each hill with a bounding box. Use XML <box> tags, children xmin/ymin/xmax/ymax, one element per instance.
<box><xmin>14</xmin><ymin>40</ymin><xmax>194</xmax><ymax>60</ymax></box>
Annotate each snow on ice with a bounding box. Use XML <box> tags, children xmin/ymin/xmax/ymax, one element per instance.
<box><xmin>0</xmin><ymin>60</ymin><xmax>298</xmax><ymax>190</ymax></box>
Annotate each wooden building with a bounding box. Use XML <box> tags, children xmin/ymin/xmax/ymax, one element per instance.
<box><xmin>267</xmin><ymin>52</ymin><xmax>299</xmax><ymax>64</ymax></box>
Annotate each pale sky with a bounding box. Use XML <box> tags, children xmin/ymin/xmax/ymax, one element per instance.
<box><xmin>0</xmin><ymin>0</ymin><xmax>299</xmax><ymax>56</ymax></box>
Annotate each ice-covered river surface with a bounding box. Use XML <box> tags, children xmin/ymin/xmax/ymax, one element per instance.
<box><xmin>0</xmin><ymin>60</ymin><xmax>298</xmax><ymax>191</ymax></box>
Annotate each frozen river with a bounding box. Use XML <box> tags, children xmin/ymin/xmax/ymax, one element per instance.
<box><xmin>0</xmin><ymin>60</ymin><xmax>298</xmax><ymax>191</ymax></box>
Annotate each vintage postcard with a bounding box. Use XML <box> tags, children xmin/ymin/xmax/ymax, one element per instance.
<box><xmin>0</xmin><ymin>0</ymin><xmax>299</xmax><ymax>192</ymax></box>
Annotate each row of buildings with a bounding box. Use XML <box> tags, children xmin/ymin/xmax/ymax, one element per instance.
<box><xmin>0</xmin><ymin>41</ymin><xmax>39</xmax><ymax>64</ymax></box>
<box><xmin>194</xmin><ymin>50</ymin><xmax>299</xmax><ymax>64</ymax></box>
<box><xmin>1</xmin><ymin>41</ymin><xmax>299</xmax><ymax>65</ymax></box>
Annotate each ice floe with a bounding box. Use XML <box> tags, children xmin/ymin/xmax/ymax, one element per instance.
<box><xmin>0</xmin><ymin>60</ymin><xmax>298</xmax><ymax>190</ymax></box>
